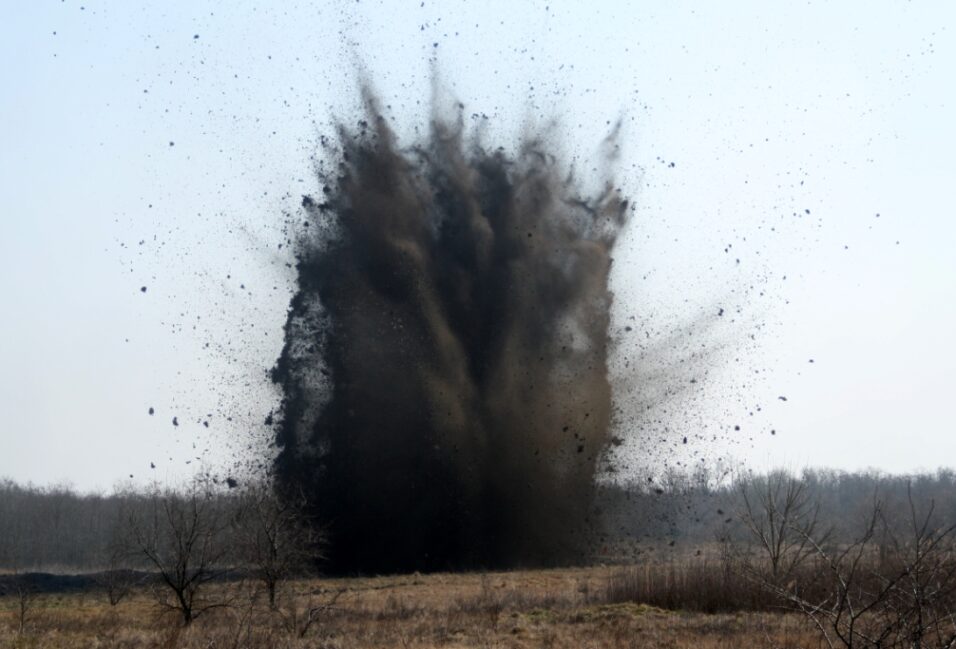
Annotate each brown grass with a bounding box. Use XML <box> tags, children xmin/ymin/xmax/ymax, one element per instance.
<box><xmin>0</xmin><ymin>566</ymin><xmax>822</xmax><ymax>649</ymax></box>
<box><xmin>603</xmin><ymin>561</ymin><xmax>770</xmax><ymax>614</ymax></box>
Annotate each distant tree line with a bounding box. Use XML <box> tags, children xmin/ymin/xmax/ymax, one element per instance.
<box><xmin>9</xmin><ymin>476</ymin><xmax>300</xmax><ymax>572</ymax></box>
<box><xmin>598</xmin><ymin>467</ymin><xmax>956</xmax><ymax>552</ymax></box>
<box><xmin>0</xmin><ymin>479</ymin><xmax>131</xmax><ymax>570</ymax></box>
<box><xmin>6</xmin><ymin>468</ymin><xmax>956</xmax><ymax>571</ymax></box>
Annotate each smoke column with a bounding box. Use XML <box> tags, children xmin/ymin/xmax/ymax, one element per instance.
<box><xmin>272</xmin><ymin>91</ymin><xmax>630</xmax><ymax>574</ymax></box>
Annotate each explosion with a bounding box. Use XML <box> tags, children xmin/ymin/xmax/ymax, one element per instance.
<box><xmin>272</xmin><ymin>92</ymin><xmax>630</xmax><ymax>574</ymax></box>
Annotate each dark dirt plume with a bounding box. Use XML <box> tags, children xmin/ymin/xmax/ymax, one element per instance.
<box><xmin>272</xmin><ymin>91</ymin><xmax>630</xmax><ymax>574</ymax></box>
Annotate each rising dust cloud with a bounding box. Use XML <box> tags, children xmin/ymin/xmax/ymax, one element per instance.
<box><xmin>271</xmin><ymin>91</ymin><xmax>631</xmax><ymax>574</ymax></box>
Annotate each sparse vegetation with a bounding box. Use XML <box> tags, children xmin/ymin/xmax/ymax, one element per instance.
<box><xmin>740</xmin><ymin>481</ymin><xmax>956</xmax><ymax>648</ymax></box>
<box><xmin>0</xmin><ymin>568</ymin><xmax>820</xmax><ymax>648</ymax></box>
<box><xmin>4</xmin><ymin>468</ymin><xmax>956</xmax><ymax>646</ymax></box>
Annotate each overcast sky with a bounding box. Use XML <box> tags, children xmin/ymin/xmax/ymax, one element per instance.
<box><xmin>2</xmin><ymin>1</ymin><xmax>954</xmax><ymax>492</ymax></box>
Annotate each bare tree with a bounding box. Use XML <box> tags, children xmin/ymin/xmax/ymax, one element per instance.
<box><xmin>867</xmin><ymin>489</ymin><xmax>956</xmax><ymax>648</ymax></box>
<box><xmin>743</xmin><ymin>482</ymin><xmax>956</xmax><ymax>649</ymax></box>
<box><xmin>9</xmin><ymin>573</ymin><xmax>38</xmax><ymax>635</ymax></box>
<box><xmin>93</xmin><ymin>541</ymin><xmax>140</xmax><ymax>607</ymax></box>
<box><xmin>733</xmin><ymin>471</ymin><xmax>830</xmax><ymax>586</ymax></box>
<box><xmin>233</xmin><ymin>483</ymin><xmax>323</xmax><ymax>609</ymax></box>
<box><xmin>122</xmin><ymin>476</ymin><xmax>237</xmax><ymax>625</ymax></box>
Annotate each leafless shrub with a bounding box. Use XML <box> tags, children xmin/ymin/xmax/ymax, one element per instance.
<box><xmin>11</xmin><ymin>573</ymin><xmax>37</xmax><ymax>635</ymax></box>
<box><xmin>743</xmin><ymin>483</ymin><xmax>956</xmax><ymax>649</ymax></box>
<box><xmin>275</xmin><ymin>586</ymin><xmax>346</xmax><ymax>639</ymax></box>
<box><xmin>97</xmin><ymin>569</ymin><xmax>141</xmax><ymax>607</ymax></box>
<box><xmin>92</xmin><ymin>539</ymin><xmax>143</xmax><ymax>607</ymax></box>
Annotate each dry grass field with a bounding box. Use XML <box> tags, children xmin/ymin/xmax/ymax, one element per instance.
<box><xmin>0</xmin><ymin>566</ymin><xmax>820</xmax><ymax>649</ymax></box>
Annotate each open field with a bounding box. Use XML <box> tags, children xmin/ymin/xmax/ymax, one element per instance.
<box><xmin>0</xmin><ymin>566</ymin><xmax>819</xmax><ymax>649</ymax></box>
<box><xmin>7</xmin><ymin>471</ymin><xmax>956</xmax><ymax>647</ymax></box>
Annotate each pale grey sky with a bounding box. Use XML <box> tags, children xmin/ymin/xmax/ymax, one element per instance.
<box><xmin>2</xmin><ymin>1</ymin><xmax>954</xmax><ymax>491</ymax></box>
